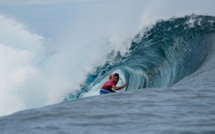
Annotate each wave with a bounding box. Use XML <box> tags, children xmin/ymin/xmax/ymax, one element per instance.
<box><xmin>1</xmin><ymin>13</ymin><xmax>214</xmax><ymax>115</ymax></box>
<box><xmin>65</xmin><ymin>14</ymin><xmax>215</xmax><ymax>100</ymax></box>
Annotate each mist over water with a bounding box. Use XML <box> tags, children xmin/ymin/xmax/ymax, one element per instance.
<box><xmin>0</xmin><ymin>0</ymin><xmax>215</xmax><ymax>116</ymax></box>
<box><xmin>0</xmin><ymin>14</ymin><xmax>110</xmax><ymax>116</ymax></box>
<box><xmin>0</xmin><ymin>1</ymin><xmax>144</xmax><ymax>116</ymax></box>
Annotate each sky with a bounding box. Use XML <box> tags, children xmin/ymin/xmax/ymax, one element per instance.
<box><xmin>1</xmin><ymin>0</ymin><xmax>215</xmax><ymax>68</ymax></box>
<box><xmin>1</xmin><ymin>0</ymin><xmax>215</xmax><ymax>60</ymax></box>
<box><xmin>0</xmin><ymin>0</ymin><xmax>215</xmax><ymax>40</ymax></box>
<box><xmin>0</xmin><ymin>0</ymin><xmax>215</xmax><ymax>82</ymax></box>
<box><xmin>0</xmin><ymin>0</ymin><xmax>96</xmax><ymax>5</ymax></box>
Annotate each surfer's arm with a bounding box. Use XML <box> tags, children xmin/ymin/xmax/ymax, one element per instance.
<box><xmin>112</xmin><ymin>83</ymin><xmax>128</xmax><ymax>90</ymax></box>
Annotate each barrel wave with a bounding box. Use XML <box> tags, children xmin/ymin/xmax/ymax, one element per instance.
<box><xmin>65</xmin><ymin>15</ymin><xmax>215</xmax><ymax>100</ymax></box>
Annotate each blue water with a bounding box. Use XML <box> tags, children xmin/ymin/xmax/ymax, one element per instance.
<box><xmin>1</xmin><ymin>15</ymin><xmax>215</xmax><ymax>134</ymax></box>
<box><xmin>66</xmin><ymin>15</ymin><xmax>215</xmax><ymax>100</ymax></box>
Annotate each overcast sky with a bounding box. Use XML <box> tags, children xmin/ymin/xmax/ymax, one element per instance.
<box><xmin>0</xmin><ymin>0</ymin><xmax>96</xmax><ymax>5</ymax></box>
<box><xmin>0</xmin><ymin>0</ymin><xmax>215</xmax><ymax>41</ymax></box>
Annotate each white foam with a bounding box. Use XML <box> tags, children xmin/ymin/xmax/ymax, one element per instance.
<box><xmin>0</xmin><ymin>15</ymin><xmax>45</xmax><ymax>115</ymax></box>
<box><xmin>0</xmin><ymin>14</ymin><xmax>111</xmax><ymax>116</ymax></box>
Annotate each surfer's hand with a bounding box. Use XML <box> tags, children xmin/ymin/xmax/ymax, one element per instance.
<box><xmin>124</xmin><ymin>83</ymin><xmax>128</xmax><ymax>87</ymax></box>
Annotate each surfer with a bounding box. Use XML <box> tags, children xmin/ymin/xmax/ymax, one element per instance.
<box><xmin>100</xmin><ymin>73</ymin><xmax>128</xmax><ymax>95</ymax></box>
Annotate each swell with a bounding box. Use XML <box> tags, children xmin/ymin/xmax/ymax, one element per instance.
<box><xmin>65</xmin><ymin>14</ymin><xmax>215</xmax><ymax>100</ymax></box>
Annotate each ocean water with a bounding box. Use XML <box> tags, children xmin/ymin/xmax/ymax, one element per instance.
<box><xmin>0</xmin><ymin>1</ymin><xmax>215</xmax><ymax>134</ymax></box>
<box><xmin>0</xmin><ymin>14</ymin><xmax>215</xmax><ymax>134</ymax></box>
<box><xmin>0</xmin><ymin>87</ymin><xmax>215</xmax><ymax>134</ymax></box>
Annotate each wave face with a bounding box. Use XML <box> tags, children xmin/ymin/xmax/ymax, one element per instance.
<box><xmin>65</xmin><ymin>15</ymin><xmax>215</xmax><ymax>100</ymax></box>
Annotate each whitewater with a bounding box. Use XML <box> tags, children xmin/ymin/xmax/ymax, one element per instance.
<box><xmin>0</xmin><ymin>1</ymin><xmax>215</xmax><ymax>134</ymax></box>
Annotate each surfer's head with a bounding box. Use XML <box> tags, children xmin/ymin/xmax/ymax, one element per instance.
<box><xmin>113</xmin><ymin>73</ymin><xmax>119</xmax><ymax>83</ymax></box>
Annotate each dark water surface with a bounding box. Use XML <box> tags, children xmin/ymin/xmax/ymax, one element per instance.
<box><xmin>0</xmin><ymin>87</ymin><xmax>215</xmax><ymax>134</ymax></box>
